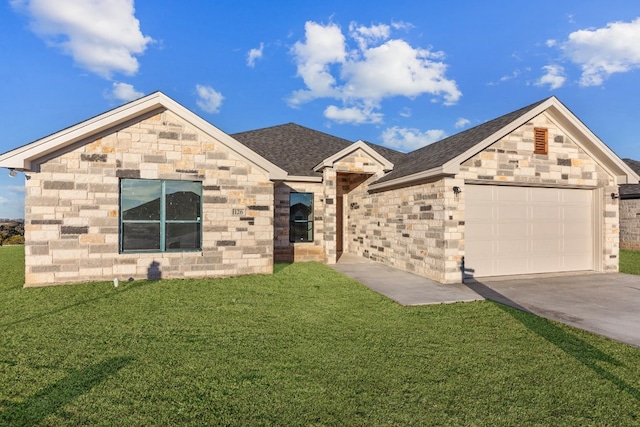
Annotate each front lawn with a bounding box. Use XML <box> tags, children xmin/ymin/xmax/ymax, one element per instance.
<box><xmin>621</xmin><ymin>249</ymin><xmax>640</xmax><ymax>275</ymax></box>
<box><xmin>1</xmin><ymin>245</ymin><xmax>640</xmax><ymax>426</ymax></box>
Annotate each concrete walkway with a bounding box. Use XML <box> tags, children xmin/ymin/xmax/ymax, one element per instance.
<box><xmin>332</xmin><ymin>254</ymin><xmax>640</xmax><ymax>348</ymax></box>
<box><xmin>331</xmin><ymin>253</ymin><xmax>483</xmax><ymax>305</ymax></box>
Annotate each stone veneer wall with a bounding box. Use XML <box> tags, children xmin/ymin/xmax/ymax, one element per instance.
<box><xmin>273</xmin><ymin>181</ymin><xmax>325</xmax><ymax>262</ymax></box>
<box><xmin>345</xmin><ymin>176</ymin><xmax>465</xmax><ymax>283</ymax></box>
<box><xmin>24</xmin><ymin>109</ymin><xmax>274</xmax><ymax>286</ymax></box>
<box><xmin>620</xmin><ymin>198</ymin><xmax>640</xmax><ymax>250</ymax></box>
<box><xmin>458</xmin><ymin>111</ymin><xmax>619</xmax><ymax>272</ymax></box>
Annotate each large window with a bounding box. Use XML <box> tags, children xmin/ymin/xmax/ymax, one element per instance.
<box><xmin>120</xmin><ymin>179</ymin><xmax>202</xmax><ymax>252</ymax></box>
<box><xmin>289</xmin><ymin>192</ymin><xmax>313</xmax><ymax>242</ymax></box>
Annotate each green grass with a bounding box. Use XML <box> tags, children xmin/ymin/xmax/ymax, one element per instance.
<box><xmin>621</xmin><ymin>249</ymin><xmax>640</xmax><ymax>275</ymax></box>
<box><xmin>1</xmin><ymin>246</ymin><xmax>640</xmax><ymax>426</ymax></box>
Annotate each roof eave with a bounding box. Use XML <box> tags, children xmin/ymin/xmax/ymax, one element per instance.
<box><xmin>368</xmin><ymin>165</ymin><xmax>453</xmax><ymax>191</ymax></box>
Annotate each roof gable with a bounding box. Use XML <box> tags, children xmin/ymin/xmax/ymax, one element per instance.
<box><xmin>370</xmin><ymin>96</ymin><xmax>639</xmax><ymax>190</ymax></box>
<box><xmin>0</xmin><ymin>92</ymin><xmax>287</xmax><ymax>180</ymax></box>
<box><xmin>313</xmin><ymin>140</ymin><xmax>394</xmax><ymax>172</ymax></box>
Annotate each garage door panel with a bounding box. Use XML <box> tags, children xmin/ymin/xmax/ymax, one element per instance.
<box><xmin>465</xmin><ymin>185</ymin><xmax>593</xmax><ymax>277</ymax></box>
<box><xmin>530</xmin><ymin>189</ymin><xmax>561</xmax><ymax>203</ymax></box>
<box><xmin>496</xmin><ymin>186</ymin><xmax>528</xmax><ymax>202</ymax></box>
<box><xmin>496</xmin><ymin>205</ymin><xmax>528</xmax><ymax>220</ymax></box>
<box><xmin>496</xmin><ymin>239</ymin><xmax>529</xmax><ymax>256</ymax></box>
<box><xmin>496</xmin><ymin>222</ymin><xmax>527</xmax><ymax>238</ymax></box>
<box><xmin>530</xmin><ymin>256</ymin><xmax>562</xmax><ymax>272</ymax></box>
<box><xmin>531</xmin><ymin>205</ymin><xmax>561</xmax><ymax>219</ymax></box>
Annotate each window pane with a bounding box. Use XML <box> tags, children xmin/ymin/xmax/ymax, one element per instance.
<box><xmin>166</xmin><ymin>223</ymin><xmax>201</xmax><ymax>250</ymax></box>
<box><xmin>122</xmin><ymin>180</ymin><xmax>162</xmax><ymax>221</ymax></box>
<box><xmin>166</xmin><ymin>181</ymin><xmax>202</xmax><ymax>221</ymax></box>
<box><xmin>122</xmin><ymin>222</ymin><xmax>160</xmax><ymax>251</ymax></box>
<box><xmin>290</xmin><ymin>221</ymin><xmax>313</xmax><ymax>242</ymax></box>
<box><xmin>290</xmin><ymin>193</ymin><xmax>313</xmax><ymax>221</ymax></box>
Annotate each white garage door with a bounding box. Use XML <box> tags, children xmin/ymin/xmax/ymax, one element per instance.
<box><xmin>465</xmin><ymin>185</ymin><xmax>593</xmax><ymax>277</ymax></box>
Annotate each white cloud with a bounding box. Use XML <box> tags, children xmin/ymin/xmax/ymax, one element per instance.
<box><xmin>535</xmin><ymin>65</ymin><xmax>566</xmax><ymax>90</ymax></box>
<box><xmin>12</xmin><ymin>0</ymin><xmax>153</xmax><ymax>79</ymax></box>
<box><xmin>110</xmin><ymin>82</ymin><xmax>143</xmax><ymax>101</ymax></box>
<box><xmin>247</xmin><ymin>42</ymin><xmax>264</xmax><ymax>67</ymax></box>
<box><xmin>349</xmin><ymin>22</ymin><xmax>390</xmax><ymax>50</ymax></box>
<box><xmin>289</xmin><ymin>21</ymin><xmax>461</xmax><ymax>122</ymax></box>
<box><xmin>195</xmin><ymin>84</ymin><xmax>224</xmax><ymax>114</ymax></box>
<box><xmin>546</xmin><ymin>39</ymin><xmax>557</xmax><ymax>47</ymax></box>
<box><xmin>455</xmin><ymin>118</ymin><xmax>470</xmax><ymax>129</ymax></box>
<box><xmin>381</xmin><ymin>126</ymin><xmax>446</xmax><ymax>152</ymax></box>
<box><xmin>561</xmin><ymin>17</ymin><xmax>640</xmax><ymax>86</ymax></box>
<box><xmin>289</xmin><ymin>22</ymin><xmax>346</xmax><ymax>106</ymax></box>
<box><xmin>324</xmin><ymin>104</ymin><xmax>383</xmax><ymax>124</ymax></box>
<box><xmin>399</xmin><ymin>107</ymin><xmax>412</xmax><ymax>118</ymax></box>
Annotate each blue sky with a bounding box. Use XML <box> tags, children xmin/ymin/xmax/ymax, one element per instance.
<box><xmin>1</xmin><ymin>0</ymin><xmax>639</xmax><ymax>219</ymax></box>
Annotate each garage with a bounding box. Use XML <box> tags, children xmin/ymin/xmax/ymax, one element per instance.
<box><xmin>464</xmin><ymin>184</ymin><xmax>594</xmax><ymax>277</ymax></box>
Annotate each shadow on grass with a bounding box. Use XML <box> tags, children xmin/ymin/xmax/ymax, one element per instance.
<box><xmin>0</xmin><ymin>280</ymin><xmax>151</xmax><ymax>329</ymax></box>
<box><xmin>466</xmin><ymin>279</ymin><xmax>640</xmax><ymax>401</ymax></box>
<box><xmin>0</xmin><ymin>356</ymin><xmax>133</xmax><ymax>425</ymax></box>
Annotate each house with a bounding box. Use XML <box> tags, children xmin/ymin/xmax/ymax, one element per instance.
<box><xmin>620</xmin><ymin>158</ymin><xmax>640</xmax><ymax>250</ymax></box>
<box><xmin>0</xmin><ymin>92</ymin><xmax>637</xmax><ymax>286</ymax></box>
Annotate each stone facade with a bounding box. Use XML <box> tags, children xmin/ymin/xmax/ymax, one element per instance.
<box><xmin>346</xmin><ymin>176</ymin><xmax>465</xmax><ymax>283</ymax></box>
<box><xmin>620</xmin><ymin>198</ymin><xmax>640</xmax><ymax>250</ymax></box>
<box><xmin>458</xmin><ymin>111</ymin><xmax>619</xmax><ymax>272</ymax></box>
<box><xmin>273</xmin><ymin>181</ymin><xmax>325</xmax><ymax>262</ymax></box>
<box><xmin>24</xmin><ymin>110</ymin><xmax>274</xmax><ymax>286</ymax></box>
<box><xmin>330</xmin><ymin>112</ymin><xmax>620</xmax><ymax>283</ymax></box>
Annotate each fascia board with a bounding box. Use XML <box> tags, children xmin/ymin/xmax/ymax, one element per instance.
<box><xmin>0</xmin><ymin>93</ymin><xmax>167</xmax><ymax>170</ymax></box>
<box><xmin>279</xmin><ymin>175</ymin><xmax>323</xmax><ymax>183</ymax></box>
<box><xmin>368</xmin><ymin>166</ymin><xmax>447</xmax><ymax>191</ymax></box>
<box><xmin>545</xmin><ymin>102</ymin><xmax>640</xmax><ymax>185</ymax></box>
<box><xmin>312</xmin><ymin>140</ymin><xmax>394</xmax><ymax>172</ymax></box>
<box><xmin>444</xmin><ymin>98</ymin><xmax>555</xmax><ymax>172</ymax></box>
<box><xmin>0</xmin><ymin>91</ymin><xmax>289</xmax><ymax>181</ymax></box>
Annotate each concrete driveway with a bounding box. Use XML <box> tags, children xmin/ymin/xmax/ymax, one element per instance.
<box><xmin>465</xmin><ymin>273</ymin><xmax>640</xmax><ymax>348</ymax></box>
<box><xmin>333</xmin><ymin>254</ymin><xmax>640</xmax><ymax>348</ymax></box>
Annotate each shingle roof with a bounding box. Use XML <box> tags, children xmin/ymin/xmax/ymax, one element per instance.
<box><xmin>231</xmin><ymin>123</ymin><xmax>405</xmax><ymax>177</ymax></box>
<box><xmin>374</xmin><ymin>97</ymin><xmax>551</xmax><ymax>184</ymax></box>
<box><xmin>621</xmin><ymin>158</ymin><xmax>640</xmax><ymax>197</ymax></box>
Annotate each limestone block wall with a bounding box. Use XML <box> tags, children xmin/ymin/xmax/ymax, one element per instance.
<box><xmin>273</xmin><ymin>181</ymin><xmax>325</xmax><ymax>262</ymax></box>
<box><xmin>24</xmin><ymin>109</ymin><xmax>274</xmax><ymax>286</ymax></box>
<box><xmin>346</xmin><ymin>176</ymin><xmax>465</xmax><ymax>284</ymax></box>
<box><xmin>620</xmin><ymin>198</ymin><xmax>640</xmax><ymax>250</ymax></box>
<box><xmin>458</xmin><ymin>111</ymin><xmax>619</xmax><ymax>272</ymax></box>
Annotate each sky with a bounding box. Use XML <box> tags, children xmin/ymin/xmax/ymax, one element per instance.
<box><xmin>1</xmin><ymin>0</ymin><xmax>639</xmax><ymax>219</ymax></box>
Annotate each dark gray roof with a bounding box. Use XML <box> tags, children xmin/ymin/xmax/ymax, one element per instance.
<box><xmin>374</xmin><ymin>97</ymin><xmax>551</xmax><ymax>184</ymax></box>
<box><xmin>231</xmin><ymin>123</ymin><xmax>405</xmax><ymax>177</ymax></box>
<box><xmin>621</xmin><ymin>158</ymin><xmax>640</xmax><ymax>198</ymax></box>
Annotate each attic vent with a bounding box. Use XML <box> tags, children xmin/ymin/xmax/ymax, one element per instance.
<box><xmin>534</xmin><ymin>127</ymin><xmax>548</xmax><ymax>155</ymax></box>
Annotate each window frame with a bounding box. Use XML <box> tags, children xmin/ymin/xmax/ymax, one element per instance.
<box><xmin>289</xmin><ymin>192</ymin><xmax>314</xmax><ymax>243</ymax></box>
<box><xmin>119</xmin><ymin>179</ymin><xmax>203</xmax><ymax>253</ymax></box>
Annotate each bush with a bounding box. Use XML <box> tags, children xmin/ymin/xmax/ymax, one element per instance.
<box><xmin>3</xmin><ymin>235</ymin><xmax>24</xmax><ymax>245</ymax></box>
